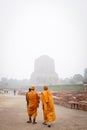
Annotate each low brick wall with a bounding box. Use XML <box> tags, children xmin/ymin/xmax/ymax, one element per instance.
<box><xmin>53</xmin><ymin>91</ymin><xmax>87</xmax><ymax>111</ymax></box>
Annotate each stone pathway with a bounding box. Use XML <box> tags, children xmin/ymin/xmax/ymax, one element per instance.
<box><xmin>0</xmin><ymin>94</ymin><xmax>87</xmax><ymax>130</ymax></box>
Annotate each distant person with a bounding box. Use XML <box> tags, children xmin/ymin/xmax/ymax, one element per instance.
<box><xmin>14</xmin><ymin>89</ymin><xmax>16</xmax><ymax>96</ymax></box>
<box><xmin>27</xmin><ymin>86</ymin><xmax>40</xmax><ymax>124</ymax></box>
<box><xmin>41</xmin><ymin>85</ymin><xmax>56</xmax><ymax>127</ymax></box>
<box><xmin>26</xmin><ymin>88</ymin><xmax>31</xmax><ymax>107</ymax></box>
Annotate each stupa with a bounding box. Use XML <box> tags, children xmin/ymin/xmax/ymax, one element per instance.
<box><xmin>29</xmin><ymin>55</ymin><xmax>58</xmax><ymax>85</ymax></box>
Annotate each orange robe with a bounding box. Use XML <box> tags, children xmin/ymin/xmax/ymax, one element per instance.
<box><xmin>41</xmin><ymin>90</ymin><xmax>56</xmax><ymax>122</ymax></box>
<box><xmin>27</xmin><ymin>91</ymin><xmax>40</xmax><ymax>117</ymax></box>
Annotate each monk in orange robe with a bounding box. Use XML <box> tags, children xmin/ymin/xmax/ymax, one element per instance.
<box><xmin>41</xmin><ymin>85</ymin><xmax>56</xmax><ymax>127</ymax></box>
<box><xmin>26</xmin><ymin>88</ymin><xmax>31</xmax><ymax>107</ymax></box>
<box><xmin>27</xmin><ymin>86</ymin><xmax>40</xmax><ymax>124</ymax></box>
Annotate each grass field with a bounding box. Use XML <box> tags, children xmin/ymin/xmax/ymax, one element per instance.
<box><xmin>0</xmin><ymin>84</ymin><xmax>84</xmax><ymax>92</ymax></box>
<box><xmin>49</xmin><ymin>84</ymin><xmax>84</xmax><ymax>92</ymax></box>
<box><xmin>31</xmin><ymin>84</ymin><xmax>84</xmax><ymax>92</ymax></box>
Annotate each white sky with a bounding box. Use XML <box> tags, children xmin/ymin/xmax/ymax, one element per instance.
<box><xmin>0</xmin><ymin>0</ymin><xmax>87</xmax><ymax>80</ymax></box>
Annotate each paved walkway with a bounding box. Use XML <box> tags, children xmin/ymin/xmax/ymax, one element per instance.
<box><xmin>0</xmin><ymin>94</ymin><xmax>87</xmax><ymax>130</ymax></box>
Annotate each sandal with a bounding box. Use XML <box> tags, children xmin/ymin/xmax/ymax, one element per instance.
<box><xmin>42</xmin><ymin>122</ymin><xmax>47</xmax><ymax>125</ymax></box>
<box><xmin>27</xmin><ymin>121</ymin><xmax>32</xmax><ymax>123</ymax></box>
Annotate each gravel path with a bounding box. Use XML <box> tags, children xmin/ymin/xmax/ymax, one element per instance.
<box><xmin>0</xmin><ymin>94</ymin><xmax>87</xmax><ymax>130</ymax></box>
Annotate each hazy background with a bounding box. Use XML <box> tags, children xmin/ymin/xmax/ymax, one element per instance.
<box><xmin>0</xmin><ymin>0</ymin><xmax>87</xmax><ymax>80</ymax></box>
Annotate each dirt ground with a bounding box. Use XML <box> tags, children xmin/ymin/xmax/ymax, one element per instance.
<box><xmin>0</xmin><ymin>93</ymin><xmax>87</xmax><ymax>130</ymax></box>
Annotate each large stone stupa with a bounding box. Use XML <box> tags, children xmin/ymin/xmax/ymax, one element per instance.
<box><xmin>29</xmin><ymin>55</ymin><xmax>58</xmax><ymax>85</ymax></box>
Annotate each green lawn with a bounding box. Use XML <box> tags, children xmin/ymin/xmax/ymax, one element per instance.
<box><xmin>49</xmin><ymin>84</ymin><xmax>84</xmax><ymax>92</ymax></box>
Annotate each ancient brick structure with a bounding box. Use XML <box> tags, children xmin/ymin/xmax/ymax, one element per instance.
<box><xmin>29</xmin><ymin>55</ymin><xmax>58</xmax><ymax>85</ymax></box>
<box><xmin>53</xmin><ymin>91</ymin><xmax>87</xmax><ymax>111</ymax></box>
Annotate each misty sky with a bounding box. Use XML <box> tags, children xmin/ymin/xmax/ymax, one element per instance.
<box><xmin>0</xmin><ymin>0</ymin><xmax>87</xmax><ymax>80</ymax></box>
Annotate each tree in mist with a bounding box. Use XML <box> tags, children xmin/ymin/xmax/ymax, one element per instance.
<box><xmin>0</xmin><ymin>77</ymin><xmax>29</xmax><ymax>89</ymax></box>
<box><xmin>73</xmin><ymin>74</ymin><xmax>83</xmax><ymax>83</ymax></box>
<box><xmin>0</xmin><ymin>77</ymin><xmax>8</xmax><ymax>87</ymax></box>
<box><xmin>84</xmin><ymin>68</ymin><xmax>87</xmax><ymax>82</ymax></box>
